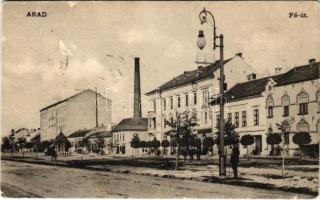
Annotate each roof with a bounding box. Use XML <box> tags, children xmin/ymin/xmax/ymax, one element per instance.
<box><xmin>112</xmin><ymin>117</ymin><xmax>148</xmax><ymax>133</ymax></box>
<box><xmin>210</xmin><ymin>61</ymin><xmax>319</xmax><ymax>105</ymax></box>
<box><xmin>40</xmin><ymin>89</ymin><xmax>108</xmax><ymax>112</ymax></box>
<box><xmin>67</xmin><ymin>129</ymin><xmax>91</xmax><ymax>138</ymax></box>
<box><xmin>275</xmin><ymin>62</ymin><xmax>319</xmax><ymax>86</ymax></box>
<box><xmin>87</xmin><ymin>131</ymin><xmax>112</xmax><ymax>139</ymax></box>
<box><xmin>145</xmin><ymin>58</ymin><xmax>233</xmax><ymax>95</ymax></box>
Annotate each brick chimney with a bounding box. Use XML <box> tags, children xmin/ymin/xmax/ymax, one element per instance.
<box><xmin>247</xmin><ymin>73</ymin><xmax>257</xmax><ymax>81</ymax></box>
<box><xmin>309</xmin><ymin>58</ymin><xmax>316</xmax><ymax>64</ymax></box>
<box><xmin>134</xmin><ymin>57</ymin><xmax>141</xmax><ymax>118</ymax></box>
<box><xmin>274</xmin><ymin>67</ymin><xmax>282</xmax><ymax>75</ymax></box>
<box><xmin>235</xmin><ymin>53</ymin><xmax>243</xmax><ymax>58</ymax></box>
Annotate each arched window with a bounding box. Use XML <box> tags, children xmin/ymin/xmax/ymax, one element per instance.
<box><xmin>297</xmin><ymin>91</ymin><xmax>309</xmax><ymax>115</ymax></box>
<box><xmin>281</xmin><ymin>95</ymin><xmax>290</xmax><ymax>117</ymax></box>
<box><xmin>266</xmin><ymin>95</ymin><xmax>274</xmax><ymax>118</ymax></box>
<box><xmin>316</xmin><ymin>91</ymin><xmax>320</xmax><ymax>113</ymax></box>
<box><xmin>297</xmin><ymin>119</ymin><xmax>309</xmax><ymax>132</ymax></box>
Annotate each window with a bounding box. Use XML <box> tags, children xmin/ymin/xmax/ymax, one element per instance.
<box><xmin>153</xmin><ymin>100</ymin><xmax>156</xmax><ymax>111</ymax></box>
<box><xmin>227</xmin><ymin>113</ymin><xmax>232</xmax><ymax>123</ymax></box>
<box><xmin>163</xmin><ymin>99</ymin><xmax>166</xmax><ymax>110</ymax></box>
<box><xmin>266</xmin><ymin>95</ymin><xmax>274</xmax><ymax>118</ymax></box>
<box><xmin>177</xmin><ymin>96</ymin><xmax>181</xmax><ymax>108</ymax></box>
<box><xmin>216</xmin><ymin>114</ymin><xmax>220</xmax><ymax>127</ymax></box>
<box><xmin>153</xmin><ymin>118</ymin><xmax>156</xmax><ymax>129</ymax></box>
<box><xmin>254</xmin><ymin>109</ymin><xmax>259</xmax><ymax>126</ymax></box>
<box><xmin>170</xmin><ymin>97</ymin><xmax>173</xmax><ymax>109</ymax></box>
<box><xmin>204</xmin><ymin>112</ymin><xmax>208</xmax><ymax>124</ymax></box>
<box><xmin>281</xmin><ymin>95</ymin><xmax>290</xmax><ymax>117</ymax></box>
<box><xmin>234</xmin><ymin>112</ymin><xmax>239</xmax><ymax>127</ymax></box>
<box><xmin>193</xmin><ymin>92</ymin><xmax>197</xmax><ymax>105</ymax></box>
<box><xmin>185</xmin><ymin>94</ymin><xmax>189</xmax><ymax>106</ymax></box>
<box><xmin>242</xmin><ymin>111</ymin><xmax>247</xmax><ymax>127</ymax></box>
<box><xmin>170</xmin><ymin>117</ymin><xmax>173</xmax><ymax>124</ymax></box>
<box><xmin>317</xmin><ymin>120</ymin><xmax>320</xmax><ymax>133</ymax></box>
<box><xmin>163</xmin><ymin>118</ymin><xmax>167</xmax><ymax>129</ymax></box>
<box><xmin>297</xmin><ymin>119</ymin><xmax>309</xmax><ymax>132</ymax></box>
<box><xmin>202</xmin><ymin>89</ymin><xmax>209</xmax><ymax>105</ymax></box>
<box><xmin>268</xmin><ymin>106</ymin><xmax>273</xmax><ymax>118</ymax></box>
<box><xmin>297</xmin><ymin>92</ymin><xmax>309</xmax><ymax>115</ymax></box>
<box><xmin>283</xmin><ymin>106</ymin><xmax>289</xmax><ymax>117</ymax></box>
<box><xmin>316</xmin><ymin>91</ymin><xmax>320</xmax><ymax>113</ymax></box>
<box><xmin>299</xmin><ymin>103</ymin><xmax>308</xmax><ymax>115</ymax></box>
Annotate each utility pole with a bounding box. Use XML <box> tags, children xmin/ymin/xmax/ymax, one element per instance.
<box><xmin>197</xmin><ymin>7</ymin><xmax>226</xmax><ymax>176</ymax></box>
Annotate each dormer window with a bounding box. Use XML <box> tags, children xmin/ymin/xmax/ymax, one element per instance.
<box><xmin>266</xmin><ymin>95</ymin><xmax>274</xmax><ymax>118</ymax></box>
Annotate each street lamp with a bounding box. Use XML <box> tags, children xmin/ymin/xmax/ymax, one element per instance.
<box><xmin>197</xmin><ymin>7</ymin><xmax>226</xmax><ymax>176</ymax></box>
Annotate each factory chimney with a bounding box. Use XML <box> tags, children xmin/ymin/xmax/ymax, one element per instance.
<box><xmin>134</xmin><ymin>57</ymin><xmax>142</xmax><ymax>118</ymax></box>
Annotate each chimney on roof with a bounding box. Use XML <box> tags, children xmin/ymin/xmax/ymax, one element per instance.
<box><xmin>247</xmin><ymin>73</ymin><xmax>257</xmax><ymax>81</ymax></box>
<box><xmin>134</xmin><ymin>57</ymin><xmax>142</xmax><ymax>118</ymax></box>
<box><xmin>309</xmin><ymin>58</ymin><xmax>316</xmax><ymax>64</ymax></box>
<box><xmin>184</xmin><ymin>71</ymin><xmax>191</xmax><ymax>77</ymax></box>
<box><xmin>235</xmin><ymin>53</ymin><xmax>243</xmax><ymax>58</ymax></box>
<box><xmin>274</xmin><ymin>67</ymin><xmax>282</xmax><ymax>75</ymax></box>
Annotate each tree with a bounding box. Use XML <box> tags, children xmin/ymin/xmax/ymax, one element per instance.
<box><xmin>151</xmin><ymin>137</ymin><xmax>160</xmax><ymax>156</ymax></box>
<box><xmin>31</xmin><ymin>134</ymin><xmax>41</xmax><ymax>159</ymax></box>
<box><xmin>165</xmin><ymin>110</ymin><xmax>198</xmax><ymax>170</ymax></box>
<box><xmin>16</xmin><ymin>137</ymin><xmax>27</xmax><ymax>157</ymax></box>
<box><xmin>293</xmin><ymin>132</ymin><xmax>311</xmax><ymax>158</ymax></box>
<box><xmin>240</xmin><ymin>135</ymin><xmax>254</xmax><ymax>155</ymax></box>
<box><xmin>161</xmin><ymin>139</ymin><xmax>170</xmax><ymax>155</ymax></box>
<box><xmin>130</xmin><ymin>134</ymin><xmax>140</xmax><ymax>157</ymax></box>
<box><xmin>94</xmin><ymin>137</ymin><xmax>105</xmax><ymax>153</ymax></box>
<box><xmin>2</xmin><ymin>137</ymin><xmax>12</xmax><ymax>152</ymax></box>
<box><xmin>216</xmin><ymin>120</ymin><xmax>239</xmax><ymax>146</ymax></box>
<box><xmin>79</xmin><ymin>138</ymin><xmax>92</xmax><ymax>153</ymax></box>
<box><xmin>39</xmin><ymin>140</ymin><xmax>53</xmax><ymax>153</ymax></box>
<box><xmin>266</xmin><ymin>133</ymin><xmax>282</xmax><ymax>156</ymax></box>
<box><xmin>203</xmin><ymin>137</ymin><xmax>214</xmax><ymax>154</ymax></box>
<box><xmin>8</xmin><ymin>130</ymin><xmax>16</xmax><ymax>156</ymax></box>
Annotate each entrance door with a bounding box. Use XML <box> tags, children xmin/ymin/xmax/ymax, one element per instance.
<box><xmin>254</xmin><ymin>135</ymin><xmax>262</xmax><ymax>155</ymax></box>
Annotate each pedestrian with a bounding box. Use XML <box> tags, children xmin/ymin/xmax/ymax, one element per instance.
<box><xmin>196</xmin><ymin>148</ymin><xmax>201</xmax><ymax>160</ymax></box>
<box><xmin>231</xmin><ymin>143</ymin><xmax>240</xmax><ymax>178</ymax></box>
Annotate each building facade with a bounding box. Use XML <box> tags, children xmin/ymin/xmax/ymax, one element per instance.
<box><xmin>145</xmin><ymin>53</ymin><xmax>258</xmax><ymax>144</ymax></box>
<box><xmin>265</xmin><ymin>59</ymin><xmax>320</xmax><ymax>156</ymax></box>
<box><xmin>40</xmin><ymin>89</ymin><xmax>112</xmax><ymax>141</ymax></box>
<box><xmin>211</xmin><ymin>59</ymin><xmax>319</xmax><ymax>156</ymax></box>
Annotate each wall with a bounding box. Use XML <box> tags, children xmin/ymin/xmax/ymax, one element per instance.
<box><xmin>40</xmin><ymin>90</ymin><xmax>112</xmax><ymax>141</ymax></box>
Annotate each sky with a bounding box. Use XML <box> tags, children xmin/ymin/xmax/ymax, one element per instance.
<box><xmin>2</xmin><ymin>1</ymin><xmax>320</xmax><ymax>136</ymax></box>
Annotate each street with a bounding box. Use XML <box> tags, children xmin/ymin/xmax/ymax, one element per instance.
<box><xmin>1</xmin><ymin>160</ymin><xmax>313</xmax><ymax>198</ymax></box>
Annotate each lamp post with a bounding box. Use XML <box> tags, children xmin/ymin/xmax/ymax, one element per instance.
<box><xmin>197</xmin><ymin>7</ymin><xmax>226</xmax><ymax>176</ymax></box>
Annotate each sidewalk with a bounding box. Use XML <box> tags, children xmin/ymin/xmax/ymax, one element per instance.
<box><xmin>2</xmin><ymin>154</ymin><xmax>318</xmax><ymax>196</ymax></box>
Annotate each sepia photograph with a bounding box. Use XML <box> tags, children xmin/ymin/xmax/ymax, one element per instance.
<box><xmin>1</xmin><ymin>1</ymin><xmax>319</xmax><ymax>198</ymax></box>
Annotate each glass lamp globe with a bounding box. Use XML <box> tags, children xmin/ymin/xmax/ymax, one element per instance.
<box><xmin>197</xmin><ymin>30</ymin><xmax>206</xmax><ymax>50</ymax></box>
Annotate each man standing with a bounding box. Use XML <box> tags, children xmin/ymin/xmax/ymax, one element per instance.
<box><xmin>231</xmin><ymin>143</ymin><xmax>240</xmax><ymax>178</ymax></box>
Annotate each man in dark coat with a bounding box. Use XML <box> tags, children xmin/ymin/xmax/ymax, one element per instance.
<box><xmin>231</xmin><ymin>143</ymin><xmax>240</xmax><ymax>178</ymax></box>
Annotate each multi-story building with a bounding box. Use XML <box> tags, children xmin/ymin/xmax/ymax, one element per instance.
<box><xmin>40</xmin><ymin>89</ymin><xmax>112</xmax><ymax>141</ymax></box>
<box><xmin>145</xmin><ymin>53</ymin><xmax>258</xmax><ymax>143</ymax></box>
<box><xmin>211</xmin><ymin>58</ymin><xmax>319</xmax><ymax>156</ymax></box>
<box><xmin>265</xmin><ymin>59</ymin><xmax>319</xmax><ymax>156</ymax></box>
